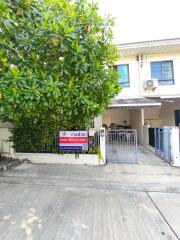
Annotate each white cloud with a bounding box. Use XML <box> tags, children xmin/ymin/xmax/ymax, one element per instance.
<box><xmin>96</xmin><ymin>0</ymin><xmax>180</xmax><ymax>43</ymax></box>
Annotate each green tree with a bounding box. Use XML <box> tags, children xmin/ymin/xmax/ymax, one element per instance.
<box><xmin>0</xmin><ymin>0</ymin><xmax>121</xmax><ymax>151</ymax></box>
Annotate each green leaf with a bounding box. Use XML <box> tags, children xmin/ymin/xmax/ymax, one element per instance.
<box><xmin>0</xmin><ymin>0</ymin><xmax>121</xmax><ymax>151</ymax></box>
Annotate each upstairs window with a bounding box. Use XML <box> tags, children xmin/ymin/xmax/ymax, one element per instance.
<box><xmin>151</xmin><ymin>61</ymin><xmax>174</xmax><ymax>85</ymax></box>
<box><xmin>116</xmin><ymin>64</ymin><xmax>130</xmax><ymax>87</ymax></box>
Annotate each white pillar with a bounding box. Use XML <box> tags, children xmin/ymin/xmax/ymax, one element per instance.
<box><xmin>9</xmin><ymin>141</ymin><xmax>14</xmax><ymax>156</ymax></box>
<box><xmin>143</xmin><ymin>124</ymin><xmax>149</xmax><ymax>146</ymax></box>
<box><xmin>100</xmin><ymin>127</ymin><xmax>106</xmax><ymax>164</ymax></box>
<box><xmin>140</xmin><ymin>108</ymin><xmax>145</xmax><ymax>145</ymax></box>
<box><xmin>130</xmin><ymin>108</ymin><xmax>144</xmax><ymax>145</ymax></box>
<box><xmin>170</xmin><ymin>127</ymin><xmax>180</xmax><ymax>167</ymax></box>
<box><xmin>94</xmin><ymin>115</ymin><xmax>102</xmax><ymax>130</ymax></box>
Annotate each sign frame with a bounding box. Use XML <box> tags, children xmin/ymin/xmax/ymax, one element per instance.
<box><xmin>59</xmin><ymin>131</ymin><xmax>88</xmax><ymax>151</ymax></box>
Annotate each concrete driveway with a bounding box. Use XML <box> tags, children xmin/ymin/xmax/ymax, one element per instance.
<box><xmin>0</xmin><ymin>147</ymin><xmax>180</xmax><ymax>240</ymax></box>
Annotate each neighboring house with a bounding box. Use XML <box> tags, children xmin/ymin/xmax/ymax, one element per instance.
<box><xmin>95</xmin><ymin>38</ymin><xmax>180</xmax><ymax>147</ymax></box>
<box><xmin>0</xmin><ymin>122</ymin><xmax>12</xmax><ymax>153</ymax></box>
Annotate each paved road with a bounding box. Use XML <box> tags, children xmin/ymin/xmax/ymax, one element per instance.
<box><xmin>0</xmin><ymin>147</ymin><xmax>180</xmax><ymax>240</ymax></box>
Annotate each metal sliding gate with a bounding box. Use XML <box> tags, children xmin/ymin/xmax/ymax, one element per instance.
<box><xmin>106</xmin><ymin>129</ymin><xmax>138</xmax><ymax>163</ymax></box>
<box><xmin>155</xmin><ymin>127</ymin><xmax>171</xmax><ymax>163</ymax></box>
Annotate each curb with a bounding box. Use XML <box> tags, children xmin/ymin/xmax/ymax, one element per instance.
<box><xmin>0</xmin><ymin>158</ymin><xmax>24</xmax><ymax>172</ymax></box>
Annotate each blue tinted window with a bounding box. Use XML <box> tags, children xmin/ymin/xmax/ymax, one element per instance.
<box><xmin>151</xmin><ymin>61</ymin><xmax>174</xmax><ymax>85</ymax></box>
<box><xmin>116</xmin><ymin>64</ymin><xmax>129</xmax><ymax>87</ymax></box>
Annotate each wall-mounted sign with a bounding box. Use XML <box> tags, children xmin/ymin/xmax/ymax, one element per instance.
<box><xmin>88</xmin><ymin>128</ymin><xmax>96</xmax><ymax>137</ymax></box>
<box><xmin>59</xmin><ymin>131</ymin><xmax>88</xmax><ymax>151</ymax></box>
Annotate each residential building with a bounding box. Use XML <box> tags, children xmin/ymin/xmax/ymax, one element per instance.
<box><xmin>95</xmin><ymin>38</ymin><xmax>180</xmax><ymax>147</ymax></box>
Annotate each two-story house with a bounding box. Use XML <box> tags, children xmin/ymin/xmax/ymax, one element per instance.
<box><xmin>95</xmin><ymin>38</ymin><xmax>180</xmax><ymax>148</ymax></box>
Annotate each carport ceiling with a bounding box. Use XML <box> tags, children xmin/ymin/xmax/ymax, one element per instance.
<box><xmin>109</xmin><ymin>98</ymin><xmax>161</xmax><ymax>109</ymax></box>
<box><xmin>160</xmin><ymin>96</ymin><xmax>180</xmax><ymax>103</ymax></box>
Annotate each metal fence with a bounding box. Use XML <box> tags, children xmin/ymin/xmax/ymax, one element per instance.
<box><xmin>106</xmin><ymin>129</ymin><xmax>138</xmax><ymax>163</ymax></box>
<box><xmin>15</xmin><ymin>131</ymin><xmax>100</xmax><ymax>154</ymax></box>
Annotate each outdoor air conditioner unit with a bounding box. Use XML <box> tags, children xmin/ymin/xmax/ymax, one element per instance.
<box><xmin>144</xmin><ymin>79</ymin><xmax>159</xmax><ymax>91</ymax></box>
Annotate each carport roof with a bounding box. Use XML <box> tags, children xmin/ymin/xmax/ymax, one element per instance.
<box><xmin>109</xmin><ymin>98</ymin><xmax>161</xmax><ymax>109</ymax></box>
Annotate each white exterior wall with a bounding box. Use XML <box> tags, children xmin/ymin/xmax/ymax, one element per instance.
<box><xmin>94</xmin><ymin>115</ymin><xmax>102</xmax><ymax>130</ymax></box>
<box><xmin>115</xmin><ymin>57</ymin><xmax>141</xmax><ymax>98</ymax></box>
<box><xmin>0</xmin><ymin>122</ymin><xmax>13</xmax><ymax>153</ymax></box>
<box><xmin>129</xmin><ymin>109</ymin><xmax>144</xmax><ymax>144</ymax></box>
<box><xmin>102</xmin><ymin>108</ymin><xmax>130</xmax><ymax>127</ymax></box>
<box><xmin>0</xmin><ymin>122</ymin><xmax>13</xmax><ymax>128</ymax></box>
<box><xmin>144</xmin><ymin>101</ymin><xmax>180</xmax><ymax>128</ymax></box>
<box><xmin>144</xmin><ymin>108</ymin><xmax>161</xmax><ymax>128</ymax></box>
<box><xmin>160</xmin><ymin>101</ymin><xmax>180</xmax><ymax>126</ymax></box>
<box><xmin>0</xmin><ymin>128</ymin><xmax>11</xmax><ymax>153</ymax></box>
<box><xmin>144</xmin><ymin>53</ymin><xmax>180</xmax><ymax>97</ymax></box>
<box><xmin>115</xmin><ymin>52</ymin><xmax>180</xmax><ymax>99</ymax></box>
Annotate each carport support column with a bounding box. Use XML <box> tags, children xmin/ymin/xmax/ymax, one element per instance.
<box><xmin>130</xmin><ymin>108</ymin><xmax>144</xmax><ymax>145</ymax></box>
<box><xmin>140</xmin><ymin>108</ymin><xmax>145</xmax><ymax>145</ymax></box>
<box><xmin>100</xmin><ymin>127</ymin><xmax>106</xmax><ymax>164</ymax></box>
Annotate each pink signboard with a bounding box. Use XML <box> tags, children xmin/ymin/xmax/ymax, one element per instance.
<box><xmin>59</xmin><ymin>131</ymin><xmax>88</xmax><ymax>151</ymax></box>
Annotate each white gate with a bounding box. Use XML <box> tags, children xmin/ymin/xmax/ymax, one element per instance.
<box><xmin>155</xmin><ymin>127</ymin><xmax>180</xmax><ymax>166</ymax></box>
<box><xmin>106</xmin><ymin>129</ymin><xmax>138</xmax><ymax>163</ymax></box>
<box><xmin>155</xmin><ymin>128</ymin><xmax>171</xmax><ymax>163</ymax></box>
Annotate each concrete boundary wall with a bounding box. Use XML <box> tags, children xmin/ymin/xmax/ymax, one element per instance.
<box><xmin>2</xmin><ymin>152</ymin><xmax>104</xmax><ymax>165</ymax></box>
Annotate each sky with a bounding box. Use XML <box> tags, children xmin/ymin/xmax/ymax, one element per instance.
<box><xmin>96</xmin><ymin>0</ymin><xmax>180</xmax><ymax>44</ymax></box>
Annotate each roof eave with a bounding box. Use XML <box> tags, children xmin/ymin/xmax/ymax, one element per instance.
<box><xmin>117</xmin><ymin>38</ymin><xmax>180</xmax><ymax>50</ymax></box>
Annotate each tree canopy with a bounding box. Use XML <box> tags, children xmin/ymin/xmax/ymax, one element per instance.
<box><xmin>0</xmin><ymin>0</ymin><xmax>121</xmax><ymax>151</ymax></box>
